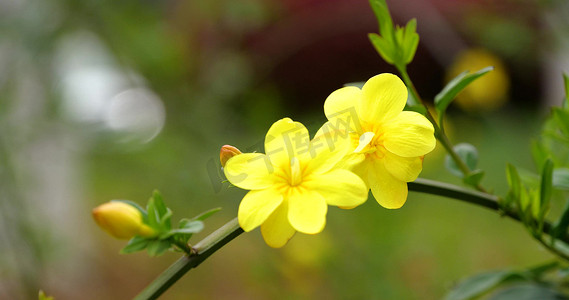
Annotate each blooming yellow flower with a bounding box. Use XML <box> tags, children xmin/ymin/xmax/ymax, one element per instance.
<box><xmin>321</xmin><ymin>73</ymin><xmax>436</xmax><ymax>209</ymax></box>
<box><xmin>224</xmin><ymin>118</ymin><xmax>368</xmax><ymax>248</ymax></box>
<box><xmin>92</xmin><ymin>201</ymin><xmax>155</xmax><ymax>239</ymax></box>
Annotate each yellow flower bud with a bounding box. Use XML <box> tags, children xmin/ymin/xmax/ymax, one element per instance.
<box><xmin>92</xmin><ymin>201</ymin><xmax>155</xmax><ymax>240</ymax></box>
<box><xmin>220</xmin><ymin>145</ymin><xmax>242</xmax><ymax>167</ymax></box>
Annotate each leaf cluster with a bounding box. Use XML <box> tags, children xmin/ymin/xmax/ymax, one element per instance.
<box><xmin>120</xmin><ymin>191</ymin><xmax>220</xmax><ymax>256</ymax></box>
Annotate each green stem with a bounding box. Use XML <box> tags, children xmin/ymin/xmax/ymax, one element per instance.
<box><xmin>134</xmin><ymin>218</ymin><xmax>243</xmax><ymax>300</ymax></box>
<box><xmin>136</xmin><ymin>179</ymin><xmax>569</xmax><ymax>299</ymax></box>
<box><xmin>397</xmin><ymin>66</ymin><xmax>486</xmax><ymax>192</ymax></box>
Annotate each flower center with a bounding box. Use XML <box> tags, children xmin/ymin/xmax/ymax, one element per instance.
<box><xmin>289</xmin><ymin>157</ymin><xmax>302</xmax><ymax>186</ymax></box>
<box><xmin>354</xmin><ymin>123</ymin><xmax>386</xmax><ymax>159</ymax></box>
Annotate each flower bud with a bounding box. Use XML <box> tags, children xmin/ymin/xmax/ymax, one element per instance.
<box><xmin>92</xmin><ymin>201</ymin><xmax>155</xmax><ymax>240</ymax></box>
<box><xmin>220</xmin><ymin>145</ymin><xmax>242</xmax><ymax>167</ymax></box>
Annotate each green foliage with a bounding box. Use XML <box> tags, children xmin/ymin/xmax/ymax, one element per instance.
<box><xmin>487</xmin><ymin>284</ymin><xmax>568</xmax><ymax>300</ymax></box>
<box><xmin>552</xmin><ymin>199</ymin><xmax>569</xmax><ymax>242</ymax></box>
<box><xmin>368</xmin><ymin>0</ymin><xmax>419</xmax><ymax>69</ymax></box>
<box><xmin>445</xmin><ymin>262</ymin><xmax>564</xmax><ymax>300</ymax></box>
<box><xmin>434</xmin><ymin>67</ymin><xmax>494</xmax><ymax>126</ymax></box>
<box><xmin>444</xmin><ymin>143</ymin><xmax>484</xmax><ymax>186</ymax></box>
<box><xmin>119</xmin><ymin>191</ymin><xmax>220</xmax><ymax>256</ymax></box>
<box><xmin>444</xmin><ymin>270</ymin><xmax>520</xmax><ymax>300</ymax></box>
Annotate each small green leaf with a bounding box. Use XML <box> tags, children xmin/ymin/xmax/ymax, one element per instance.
<box><xmin>369</xmin><ymin>33</ymin><xmax>395</xmax><ymax>64</ymax></box>
<box><xmin>444</xmin><ymin>143</ymin><xmax>478</xmax><ymax>178</ymax></box>
<box><xmin>146</xmin><ymin>199</ymin><xmax>159</xmax><ymax>228</ymax></box>
<box><xmin>506</xmin><ymin>164</ymin><xmax>521</xmax><ymax>199</ymax></box>
<box><xmin>191</xmin><ymin>207</ymin><xmax>222</xmax><ymax>222</ymax></box>
<box><xmin>146</xmin><ymin>239</ymin><xmax>171</xmax><ymax>256</ymax></box>
<box><xmin>120</xmin><ymin>236</ymin><xmax>150</xmax><ymax>254</ymax></box>
<box><xmin>538</xmin><ymin>159</ymin><xmax>554</xmax><ymax>221</ymax></box>
<box><xmin>487</xmin><ymin>283</ymin><xmax>568</xmax><ymax>300</ymax></box>
<box><xmin>531</xmin><ymin>140</ymin><xmax>548</xmax><ymax>170</ymax></box>
<box><xmin>464</xmin><ymin>170</ymin><xmax>485</xmax><ymax>186</ymax></box>
<box><xmin>369</xmin><ymin>0</ymin><xmax>394</xmax><ymax>41</ymax></box>
<box><xmin>152</xmin><ymin>190</ymin><xmax>168</xmax><ymax>218</ymax></box>
<box><xmin>435</xmin><ymin>67</ymin><xmax>493</xmax><ymax>124</ymax></box>
<box><xmin>401</xmin><ymin>18</ymin><xmax>419</xmax><ymax>64</ymax></box>
<box><xmin>552</xmin><ymin>199</ymin><xmax>569</xmax><ymax>242</ymax></box>
<box><xmin>445</xmin><ymin>270</ymin><xmax>519</xmax><ymax>300</ymax></box>
<box><xmin>160</xmin><ymin>208</ymin><xmax>173</xmax><ymax>231</ymax></box>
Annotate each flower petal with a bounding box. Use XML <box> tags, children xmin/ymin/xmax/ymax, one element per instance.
<box><xmin>305</xmin><ymin>123</ymin><xmax>352</xmax><ymax>175</ymax></box>
<box><xmin>265</xmin><ymin>118</ymin><xmax>310</xmax><ymax>168</ymax></box>
<box><xmin>238</xmin><ymin>189</ymin><xmax>283</xmax><ymax>232</ymax></box>
<box><xmin>368</xmin><ymin>161</ymin><xmax>408</xmax><ymax>209</ymax></box>
<box><xmin>383</xmin><ymin>111</ymin><xmax>436</xmax><ymax>157</ymax></box>
<box><xmin>224</xmin><ymin>153</ymin><xmax>275</xmax><ymax>190</ymax></box>
<box><xmin>303</xmin><ymin>169</ymin><xmax>368</xmax><ymax>207</ymax></box>
<box><xmin>361</xmin><ymin>73</ymin><xmax>407</xmax><ymax>123</ymax></box>
<box><xmin>383</xmin><ymin>151</ymin><xmax>424</xmax><ymax>182</ymax></box>
<box><xmin>324</xmin><ymin>86</ymin><xmax>363</xmax><ymax>133</ymax></box>
<box><xmin>288</xmin><ymin>189</ymin><xmax>327</xmax><ymax>234</ymax></box>
<box><xmin>261</xmin><ymin>200</ymin><xmax>296</xmax><ymax>248</ymax></box>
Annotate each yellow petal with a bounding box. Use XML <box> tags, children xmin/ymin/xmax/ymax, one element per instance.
<box><xmin>304</xmin><ymin>124</ymin><xmax>352</xmax><ymax>175</ymax></box>
<box><xmin>288</xmin><ymin>189</ymin><xmax>327</xmax><ymax>234</ymax></box>
<box><xmin>361</xmin><ymin>73</ymin><xmax>407</xmax><ymax>123</ymax></box>
<box><xmin>238</xmin><ymin>189</ymin><xmax>283</xmax><ymax>232</ymax></box>
<box><xmin>368</xmin><ymin>162</ymin><xmax>408</xmax><ymax>209</ymax></box>
<box><xmin>265</xmin><ymin>118</ymin><xmax>310</xmax><ymax>168</ymax></box>
<box><xmin>383</xmin><ymin>151</ymin><xmax>424</xmax><ymax>182</ymax></box>
<box><xmin>324</xmin><ymin>86</ymin><xmax>363</xmax><ymax>133</ymax></box>
<box><xmin>303</xmin><ymin>169</ymin><xmax>368</xmax><ymax>207</ymax></box>
<box><xmin>261</xmin><ymin>200</ymin><xmax>296</xmax><ymax>248</ymax></box>
<box><xmin>383</xmin><ymin>111</ymin><xmax>436</xmax><ymax>157</ymax></box>
<box><xmin>224</xmin><ymin>153</ymin><xmax>274</xmax><ymax>190</ymax></box>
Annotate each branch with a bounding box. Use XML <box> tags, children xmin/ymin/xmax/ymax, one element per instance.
<box><xmin>134</xmin><ymin>218</ymin><xmax>243</xmax><ymax>300</ymax></box>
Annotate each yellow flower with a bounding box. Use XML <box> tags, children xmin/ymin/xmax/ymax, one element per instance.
<box><xmin>224</xmin><ymin>118</ymin><xmax>368</xmax><ymax>248</ymax></box>
<box><xmin>92</xmin><ymin>201</ymin><xmax>155</xmax><ymax>240</ymax></box>
<box><xmin>447</xmin><ymin>48</ymin><xmax>510</xmax><ymax>112</ymax></box>
<box><xmin>321</xmin><ymin>73</ymin><xmax>435</xmax><ymax>209</ymax></box>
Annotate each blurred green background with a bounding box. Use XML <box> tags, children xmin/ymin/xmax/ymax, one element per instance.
<box><xmin>2</xmin><ymin>0</ymin><xmax>569</xmax><ymax>299</ymax></box>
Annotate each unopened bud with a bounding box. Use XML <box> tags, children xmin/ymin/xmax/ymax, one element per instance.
<box><xmin>92</xmin><ymin>201</ymin><xmax>155</xmax><ymax>240</ymax></box>
<box><xmin>220</xmin><ymin>145</ymin><xmax>242</xmax><ymax>167</ymax></box>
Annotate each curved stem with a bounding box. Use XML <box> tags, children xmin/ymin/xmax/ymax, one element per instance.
<box><xmin>397</xmin><ymin>66</ymin><xmax>487</xmax><ymax>192</ymax></box>
<box><xmin>135</xmin><ymin>178</ymin><xmax>569</xmax><ymax>299</ymax></box>
<box><xmin>134</xmin><ymin>218</ymin><xmax>243</xmax><ymax>300</ymax></box>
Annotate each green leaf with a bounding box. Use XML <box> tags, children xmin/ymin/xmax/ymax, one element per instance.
<box><xmin>538</xmin><ymin>159</ymin><xmax>554</xmax><ymax>221</ymax></box>
<box><xmin>160</xmin><ymin>208</ymin><xmax>173</xmax><ymax>231</ymax></box>
<box><xmin>152</xmin><ymin>190</ymin><xmax>168</xmax><ymax>218</ymax></box>
<box><xmin>120</xmin><ymin>236</ymin><xmax>150</xmax><ymax>254</ymax></box>
<box><xmin>191</xmin><ymin>207</ymin><xmax>222</xmax><ymax>222</ymax></box>
<box><xmin>444</xmin><ymin>143</ymin><xmax>478</xmax><ymax>178</ymax></box>
<box><xmin>159</xmin><ymin>221</ymin><xmax>204</xmax><ymax>239</ymax></box>
<box><xmin>445</xmin><ymin>270</ymin><xmax>519</xmax><ymax>300</ymax></box>
<box><xmin>146</xmin><ymin>239</ymin><xmax>171</xmax><ymax>256</ymax></box>
<box><xmin>435</xmin><ymin>67</ymin><xmax>493</xmax><ymax>124</ymax></box>
<box><xmin>369</xmin><ymin>0</ymin><xmax>394</xmax><ymax>41</ymax></box>
<box><xmin>464</xmin><ymin>170</ymin><xmax>485</xmax><ymax>186</ymax></box>
<box><xmin>146</xmin><ymin>198</ymin><xmax>159</xmax><ymax>229</ymax></box>
<box><xmin>506</xmin><ymin>164</ymin><xmax>522</xmax><ymax>199</ymax></box>
<box><xmin>487</xmin><ymin>283</ymin><xmax>568</xmax><ymax>300</ymax></box>
<box><xmin>552</xmin><ymin>199</ymin><xmax>569</xmax><ymax>242</ymax></box>
<box><xmin>401</xmin><ymin>18</ymin><xmax>419</xmax><ymax>64</ymax></box>
<box><xmin>531</xmin><ymin>140</ymin><xmax>548</xmax><ymax>171</ymax></box>
<box><xmin>369</xmin><ymin>33</ymin><xmax>395</xmax><ymax>65</ymax></box>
